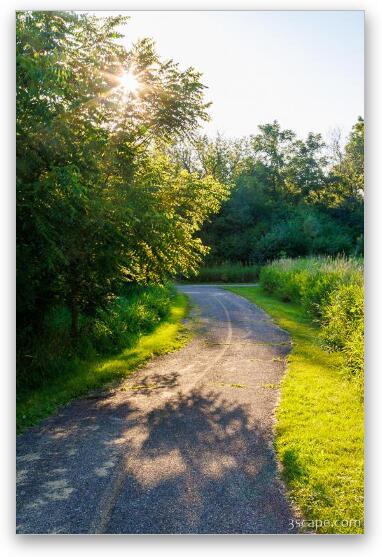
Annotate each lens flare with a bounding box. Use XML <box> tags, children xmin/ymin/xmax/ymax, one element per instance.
<box><xmin>118</xmin><ymin>71</ymin><xmax>140</xmax><ymax>95</ymax></box>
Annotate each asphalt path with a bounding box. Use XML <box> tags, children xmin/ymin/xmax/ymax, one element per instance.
<box><xmin>17</xmin><ymin>285</ymin><xmax>296</xmax><ymax>534</ymax></box>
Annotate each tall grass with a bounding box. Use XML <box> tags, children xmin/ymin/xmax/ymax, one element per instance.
<box><xmin>260</xmin><ymin>256</ymin><xmax>364</xmax><ymax>384</ymax></box>
<box><xmin>182</xmin><ymin>262</ymin><xmax>260</xmax><ymax>283</ymax></box>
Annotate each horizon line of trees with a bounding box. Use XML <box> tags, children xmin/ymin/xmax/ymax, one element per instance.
<box><xmin>169</xmin><ymin>117</ymin><xmax>364</xmax><ymax>265</ymax></box>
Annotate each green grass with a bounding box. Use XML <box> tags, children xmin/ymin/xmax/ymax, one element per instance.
<box><xmin>260</xmin><ymin>256</ymin><xmax>364</xmax><ymax>384</ymax></box>
<box><xmin>17</xmin><ymin>293</ymin><xmax>190</xmax><ymax>434</ymax></box>
<box><xmin>225</xmin><ymin>285</ymin><xmax>364</xmax><ymax>534</ymax></box>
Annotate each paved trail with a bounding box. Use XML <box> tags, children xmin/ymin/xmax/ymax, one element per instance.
<box><xmin>17</xmin><ymin>285</ymin><xmax>296</xmax><ymax>534</ymax></box>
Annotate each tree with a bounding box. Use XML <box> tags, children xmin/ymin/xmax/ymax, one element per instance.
<box><xmin>175</xmin><ymin>120</ymin><xmax>364</xmax><ymax>264</ymax></box>
<box><xmin>250</xmin><ymin>121</ymin><xmax>295</xmax><ymax>199</ymax></box>
<box><xmin>333</xmin><ymin>116</ymin><xmax>364</xmax><ymax>200</ymax></box>
<box><xmin>284</xmin><ymin>133</ymin><xmax>328</xmax><ymax>202</ymax></box>
<box><xmin>17</xmin><ymin>11</ymin><xmax>228</xmax><ymax>337</ymax></box>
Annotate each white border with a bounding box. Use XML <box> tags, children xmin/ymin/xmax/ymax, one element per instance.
<box><xmin>2</xmin><ymin>1</ymin><xmax>380</xmax><ymax>555</ymax></box>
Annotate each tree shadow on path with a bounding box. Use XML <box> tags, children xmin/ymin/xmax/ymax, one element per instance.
<box><xmin>103</xmin><ymin>387</ymin><xmax>296</xmax><ymax>534</ymax></box>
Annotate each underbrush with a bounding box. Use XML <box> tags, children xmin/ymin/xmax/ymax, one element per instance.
<box><xmin>182</xmin><ymin>262</ymin><xmax>260</xmax><ymax>283</ymax></box>
<box><xmin>17</xmin><ymin>290</ymin><xmax>190</xmax><ymax>433</ymax></box>
<box><xmin>17</xmin><ymin>283</ymin><xmax>175</xmax><ymax>393</ymax></box>
<box><xmin>90</xmin><ymin>284</ymin><xmax>172</xmax><ymax>356</ymax></box>
<box><xmin>259</xmin><ymin>256</ymin><xmax>364</xmax><ymax>383</ymax></box>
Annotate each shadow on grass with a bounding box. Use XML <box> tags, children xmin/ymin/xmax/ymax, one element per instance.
<box><xmin>281</xmin><ymin>449</ymin><xmax>306</xmax><ymax>483</ymax></box>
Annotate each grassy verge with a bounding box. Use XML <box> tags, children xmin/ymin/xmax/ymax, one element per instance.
<box><xmin>225</xmin><ymin>285</ymin><xmax>364</xmax><ymax>534</ymax></box>
<box><xmin>17</xmin><ymin>293</ymin><xmax>190</xmax><ymax>434</ymax></box>
<box><xmin>260</xmin><ymin>256</ymin><xmax>364</xmax><ymax>385</ymax></box>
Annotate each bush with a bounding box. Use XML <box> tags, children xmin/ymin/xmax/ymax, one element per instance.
<box><xmin>320</xmin><ymin>283</ymin><xmax>364</xmax><ymax>379</ymax></box>
<box><xmin>260</xmin><ymin>256</ymin><xmax>364</xmax><ymax>381</ymax></box>
<box><xmin>90</xmin><ymin>284</ymin><xmax>173</xmax><ymax>354</ymax></box>
<box><xmin>247</xmin><ymin>209</ymin><xmax>354</xmax><ymax>264</ymax></box>
<box><xmin>253</xmin><ymin>219</ymin><xmax>310</xmax><ymax>263</ymax></box>
<box><xmin>260</xmin><ymin>256</ymin><xmax>362</xmax><ymax>315</ymax></box>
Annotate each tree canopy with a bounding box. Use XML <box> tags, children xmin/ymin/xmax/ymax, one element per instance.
<box><xmin>170</xmin><ymin>118</ymin><xmax>364</xmax><ymax>264</ymax></box>
<box><xmin>16</xmin><ymin>10</ymin><xmax>363</xmax><ymax>348</ymax></box>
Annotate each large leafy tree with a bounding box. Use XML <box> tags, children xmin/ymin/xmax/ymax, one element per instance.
<box><xmin>283</xmin><ymin>133</ymin><xmax>328</xmax><ymax>202</ymax></box>
<box><xmin>17</xmin><ymin>11</ymin><xmax>227</xmax><ymax>336</ymax></box>
<box><xmin>250</xmin><ymin>121</ymin><xmax>296</xmax><ymax>199</ymax></box>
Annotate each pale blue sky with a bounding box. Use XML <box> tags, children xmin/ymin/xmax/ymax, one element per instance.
<box><xmin>114</xmin><ymin>10</ymin><xmax>364</xmax><ymax>140</ymax></box>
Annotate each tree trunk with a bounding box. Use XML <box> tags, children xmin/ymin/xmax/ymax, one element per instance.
<box><xmin>70</xmin><ymin>303</ymin><xmax>79</xmax><ymax>339</ymax></box>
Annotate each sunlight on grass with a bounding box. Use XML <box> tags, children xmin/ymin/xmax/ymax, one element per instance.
<box><xmin>225</xmin><ymin>286</ymin><xmax>364</xmax><ymax>534</ymax></box>
<box><xmin>17</xmin><ymin>294</ymin><xmax>190</xmax><ymax>434</ymax></box>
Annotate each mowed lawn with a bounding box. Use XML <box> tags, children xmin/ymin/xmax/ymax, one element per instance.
<box><xmin>225</xmin><ymin>285</ymin><xmax>364</xmax><ymax>534</ymax></box>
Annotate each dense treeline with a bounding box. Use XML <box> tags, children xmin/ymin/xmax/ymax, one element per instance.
<box><xmin>16</xmin><ymin>12</ymin><xmax>228</xmax><ymax>385</ymax></box>
<box><xmin>171</xmin><ymin>118</ymin><xmax>364</xmax><ymax>265</ymax></box>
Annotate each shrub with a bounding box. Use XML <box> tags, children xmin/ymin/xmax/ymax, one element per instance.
<box><xmin>90</xmin><ymin>284</ymin><xmax>173</xmax><ymax>355</ymax></box>
<box><xmin>260</xmin><ymin>256</ymin><xmax>362</xmax><ymax>314</ymax></box>
<box><xmin>248</xmin><ymin>209</ymin><xmax>354</xmax><ymax>264</ymax></box>
<box><xmin>320</xmin><ymin>282</ymin><xmax>364</xmax><ymax>380</ymax></box>
<box><xmin>253</xmin><ymin>219</ymin><xmax>310</xmax><ymax>263</ymax></box>
<box><xmin>320</xmin><ymin>283</ymin><xmax>363</xmax><ymax>349</ymax></box>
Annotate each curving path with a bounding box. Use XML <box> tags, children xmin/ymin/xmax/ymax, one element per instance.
<box><xmin>17</xmin><ymin>285</ymin><xmax>296</xmax><ymax>534</ymax></box>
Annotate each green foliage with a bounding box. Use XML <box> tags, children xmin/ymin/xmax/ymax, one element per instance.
<box><xmin>320</xmin><ymin>283</ymin><xmax>364</xmax><ymax>381</ymax></box>
<box><xmin>181</xmin><ymin>262</ymin><xmax>260</xmax><ymax>283</ymax></box>
<box><xmin>17</xmin><ymin>11</ymin><xmax>228</xmax><ymax>387</ymax></box>
<box><xmin>259</xmin><ymin>256</ymin><xmax>364</xmax><ymax>384</ymax></box>
<box><xmin>260</xmin><ymin>256</ymin><xmax>362</xmax><ymax>311</ymax></box>
<box><xmin>17</xmin><ymin>292</ymin><xmax>190</xmax><ymax>433</ymax></box>
<box><xmin>225</xmin><ymin>285</ymin><xmax>363</xmax><ymax>534</ymax></box>
<box><xmin>169</xmin><ymin>133</ymin><xmax>248</xmax><ymax>185</ymax></box>
<box><xmin>17</xmin><ymin>283</ymin><xmax>175</xmax><ymax>392</ymax></box>
<box><xmin>329</xmin><ymin>117</ymin><xmax>364</xmax><ymax>205</ymax></box>
<box><xmin>176</xmin><ymin>119</ymin><xmax>364</xmax><ymax>265</ymax></box>
<box><xmin>90</xmin><ymin>284</ymin><xmax>172</xmax><ymax>354</ymax></box>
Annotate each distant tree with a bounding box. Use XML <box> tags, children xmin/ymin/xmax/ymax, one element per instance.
<box><xmin>250</xmin><ymin>121</ymin><xmax>295</xmax><ymax>198</ymax></box>
<box><xmin>180</xmin><ymin>119</ymin><xmax>364</xmax><ymax>264</ymax></box>
<box><xmin>284</xmin><ymin>133</ymin><xmax>328</xmax><ymax>202</ymax></box>
<box><xmin>169</xmin><ymin>133</ymin><xmax>249</xmax><ymax>185</ymax></box>
<box><xmin>335</xmin><ymin>116</ymin><xmax>364</xmax><ymax>199</ymax></box>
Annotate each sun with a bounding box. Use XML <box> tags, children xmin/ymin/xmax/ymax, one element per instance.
<box><xmin>118</xmin><ymin>71</ymin><xmax>140</xmax><ymax>95</ymax></box>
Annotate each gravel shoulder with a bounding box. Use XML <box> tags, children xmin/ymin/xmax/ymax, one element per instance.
<box><xmin>17</xmin><ymin>285</ymin><xmax>296</xmax><ymax>534</ymax></box>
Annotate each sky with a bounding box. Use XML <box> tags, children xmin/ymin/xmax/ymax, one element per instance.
<box><xmin>111</xmin><ymin>10</ymin><xmax>364</xmax><ymax>141</ymax></box>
